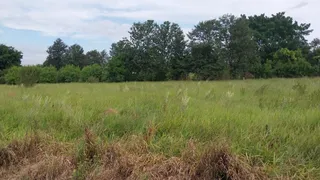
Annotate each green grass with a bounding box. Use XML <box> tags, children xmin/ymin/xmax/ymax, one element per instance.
<box><xmin>0</xmin><ymin>78</ymin><xmax>320</xmax><ymax>178</ymax></box>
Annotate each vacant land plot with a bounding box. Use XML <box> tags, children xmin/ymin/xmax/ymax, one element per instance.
<box><xmin>0</xmin><ymin>78</ymin><xmax>319</xmax><ymax>179</ymax></box>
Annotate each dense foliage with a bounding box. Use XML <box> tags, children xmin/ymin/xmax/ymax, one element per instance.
<box><xmin>1</xmin><ymin>12</ymin><xmax>320</xmax><ymax>84</ymax></box>
<box><xmin>81</xmin><ymin>64</ymin><xmax>103</xmax><ymax>82</ymax></box>
<box><xmin>57</xmin><ymin>65</ymin><xmax>81</xmax><ymax>83</ymax></box>
<box><xmin>4</xmin><ymin>66</ymin><xmax>21</xmax><ymax>85</ymax></box>
<box><xmin>39</xmin><ymin>66</ymin><xmax>58</xmax><ymax>83</ymax></box>
<box><xmin>0</xmin><ymin>44</ymin><xmax>22</xmax><ymax>71</ymax></box>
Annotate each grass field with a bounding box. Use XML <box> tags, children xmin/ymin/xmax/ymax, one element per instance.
<box><xmin>0</xmin><ymin>78</ymin><xmax>319</xmax><ymax>179</ymax></box>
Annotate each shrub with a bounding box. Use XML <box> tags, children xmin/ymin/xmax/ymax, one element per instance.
<box><xmin>39</xmin><ymin>66</ymin><xmax>57</xmax><ymax>83</ymax></box>
<box><xmin>19</xmin><ymin>66</ymin><xmax>41</xmax><ymax>87</ymax></box>
<box><xmin>4</xmin><ymin>66</ymin><xmax>21</xmax><ymax>85</ymax></box>
<box><xmin>81</xmin><ymin>64</ymin><xmax>102</xmax><ymax>82</ymax></box>
<box><xmin>57</xmin><ymin>65</ymin><xmax>81</xmax><ymax>83</ymax></box>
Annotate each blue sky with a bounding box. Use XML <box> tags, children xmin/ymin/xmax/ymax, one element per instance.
<box><xmin>0</xmin><ymin>0</ymin><xmax>319</xmax><ymax>65</ymax></box>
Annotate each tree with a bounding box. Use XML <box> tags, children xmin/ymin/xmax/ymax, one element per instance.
<box><xmin>85</xmin><ymin>50</ymin><xmax>109</xmax><ymax>66</ymax></box>
<box><xmin>308</xmin><ymin>38</ymin><xmax>320</xmax><ymax>75</ymax></box>
<box><xmin>310</xmin><ymin>38</ymin><xmax>320</xmax><ymax>50</ymax></box>
<box><xmin>105</xmin><ymin>56</ymin><xmax>126</xmax><ymax>82</ymax></box>
<box><xmin>0</xmin><ymin>44</ymin><xmax>23</xmax><ymax>71</ymax></box>
<box><xmin>109</xmin><ymin>38</ymin><xmax>135</xmax><ymax>81</ymax></box>
<box><xmin>155</xmin><ymin>21</ymin><xmax>187</xmax><ymax>80</ymax></box>
<box><xmin>190</xmin><ymin>43</ymin><xmax>224</xmax><ymax>80</ymax></box>
<box><xmin>129</xmin><ymin>20</ymin><xmax>160</xmax><ymax>81</ymax></box>
<box><xmin>228</xmin><ymin>15</ymin><xmax>261</xmax><ymax>78</ymax></box>
<box><xmin>100</xmin><ymin>50</ymin><xmax>110</xmax><ymax>65</ymax></box>
<box><xmin>187</xmin><ymin>15</ymin><xmax>237</xmax><ymax>79</ymax></box>
<box><xmin>248</xmin><ymin>12</ymin><xmax>312</xmax><ymax>62</ymax></box>
<box><xmin>64</xmin><ymin>44</ymin><xmax>87</xmax><ymax>68</ymax></box>
<box><xmin>44</xmin><ymin>38</ymin><xmax>68</xmax><ymax>69</ymax></box>
<box><xmin>272</xmin><ymin>48</ymin><xmax>313</xmax><ymax>77</ymax></box>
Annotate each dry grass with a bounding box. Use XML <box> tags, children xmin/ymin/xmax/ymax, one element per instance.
<box><xmin>0</xmin><ymin>133</ymin><xmax>74</xmax><ymax>180</ymax></box>
<box><xmin>0</xmin><ymin>131</ymin><xmax>269</xmax><ymax>180</ymax></box>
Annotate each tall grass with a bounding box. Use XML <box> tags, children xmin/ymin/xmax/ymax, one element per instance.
<box><xmin>0</xmin><ymin>78</ymin><xmax>319</xmax><ymax>179</ymax></box>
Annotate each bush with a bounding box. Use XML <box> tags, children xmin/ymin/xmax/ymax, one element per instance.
<box><xmin>4</xmin><ymin>66</ymin><xmax>21</xmax><ymax>85</ymax></box>
<box><xmin>39</xmin><ymin>66</ymin><xmax>58</xmax><ymax>83</ymax></box>
<box><xmin>57</xmin><ymin>65</ymin><xmax>81</xmax><ymax>83</ymax></box>
<box><xmin>19</xmin><ymin>66</ymin><xmax>41</xmax><ymax>87</ymax></box>
<box><xmin>81</xmin><ymin>64</ymin><xmax>103</xmax><ymax>82</ymax></box>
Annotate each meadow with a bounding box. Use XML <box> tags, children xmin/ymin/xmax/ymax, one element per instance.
<box><xmin>0</xmin><ymin>78</ymin><xmax>319</xmax><ymax>179</ymax></box>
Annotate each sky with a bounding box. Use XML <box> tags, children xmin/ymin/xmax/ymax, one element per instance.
<box><xmin>0</xmin><ymin>0</ymin><xmax>319</xmax><ymax>65</ymax></box>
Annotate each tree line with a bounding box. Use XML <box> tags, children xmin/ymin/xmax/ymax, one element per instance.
<box><xmin>1</xmin><ymin>12</ymin><xmax>320</xmax><ymax>84</ymax></box>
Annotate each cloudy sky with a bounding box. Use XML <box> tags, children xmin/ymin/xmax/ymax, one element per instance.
<box><xmin>0</xmin><ymin>0</ymin><xmax>318</xmax><ymax>65</ymax></box>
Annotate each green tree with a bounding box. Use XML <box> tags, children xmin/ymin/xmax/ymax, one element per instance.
<box><xmin>272</xmin><ymin>48</ymin><xmax>313</xmax><ymax>77</ymax></box>
<box><xmin>0</xmin><ymin>44</ymin><xmax>23</xmax><ymax>71</ymax></box>
<box><xmin>129</xmin><ymin>20</ymin><xmax>160</xmax><ymax>81</ymax></box>
<box><xmin>308</xmin><ymin>38</ymin><xmax>320</xmax><ymax>74</ymax></box>
<box><xmin>105</xmin><ymin>56</ymin><xmax>126</xmax><ymax>82</ymax></box>
<box><xmin>64</xmin><ymin>44</ymin><xmax>87</xmax><ymax>68</ymax></box>
<box><xmin>86</xmin><ymin>50</ymin><xmax>102</xmax><ymax>66</ymax></box>
<box><xmin>57</xmin><ymin>65</ymin><xmax>81</xmax><ymax>83</ymax></box>
<box><xmin>4</xmin><ymin>66</ymin><xmax>21</xmax><ymax>85</ymax></box>
<box><xmin>39</xmin><ymin>66</ymin><xmax>58</xmax><ymax>83</ymax></box>
<box><xmin>155</xmin><ymin>21</ymin><xmax>187</xmax><ymax>80</ymax></box>
<box><xmin>81</xmin><ymin>64</ymin><xmax>103</xmax><ymax>82</ymax></box>
<box><xmin>44</xmin><ymin>38</ymin><xmax>68</xmax><ymax>69</ymax></box>
<box><xmin>109</xmin><ymin>39</ymin><xmax>135</xmax><ymax>81</ymax></box>
<box><xmin>188</xmin><ymin>15</ymin><xmax>237</xmax><ymax>79</ymax></box>
<box><xmin>228</xmin><ymin>15</ymin><xmax>261</xmax><ymax>78</ymax></box>
<box><xmin>190</xmin><ymin>43</ymin><xmax>224</xmax><ymax>80</ymax></box>
<box><xmin>85</xmin><ymin>50</ymin><xmax>109</xmax><ymax>66</ymax></box>
<box><xmin>248</xmin><ymin>12</ymin><xmax>312</xmax><ymax>62</ymax></box>
<box><xmin>100</xmin><ymin>50</ymin><xmax>109</xmax><ymax>65</ymax></box>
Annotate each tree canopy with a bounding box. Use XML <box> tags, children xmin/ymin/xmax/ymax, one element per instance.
<box><xmin>0</xmin><ymin>44</ymin><xmax>23</xmax><ymax>71</ymax></box>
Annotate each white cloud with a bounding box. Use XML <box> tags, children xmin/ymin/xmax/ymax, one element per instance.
<box><xmin>13</xmin><ymin>44</ymin><xmax>47</xmax><ymax>65</ymax></box>
<box><xmin>0</xmin><ymin>0</ymin><xmax>319</xmax><ymax>65</ymax></box>
<box><xmin>0</xmin><ymin>0</ymin><xmax>319</xmax><ymax>40</ymax></box>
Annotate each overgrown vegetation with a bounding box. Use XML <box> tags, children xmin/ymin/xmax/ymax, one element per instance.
<box><xmin>0</xmin><ymin>79</ymin><xmax>319</xmax><ymax>179</ymax></box>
